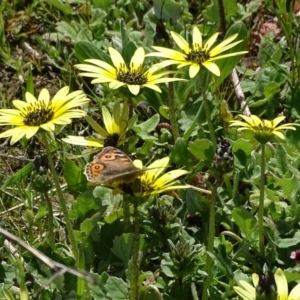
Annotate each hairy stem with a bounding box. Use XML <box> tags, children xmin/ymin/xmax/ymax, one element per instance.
<box><xmin>129</xmin><ymin>202</ymin><xmax>140</xmax><ymax>300</ymax></box>
<box><xmin>258</xmin><ymin>143</ymin><xmax>266</xmax><ymax>255</ymax></box>
<box><xmin>43</xmin><ymin>192</ymin><xmax>55</xmax><ymax>249</ymax></box>
<box><xmin>42</xmin><ymin>133</ymin><xmax>79</xmax><ymax>261</ymax></box>
<box><xmin>201</xmin><ymin>183</ymin><xmax>217</xmax><ymax>300</ymax></box>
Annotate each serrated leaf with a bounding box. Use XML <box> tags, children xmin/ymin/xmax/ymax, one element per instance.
<box><xmin>105</xmin><ymin>276</ymin><xmax>128</xmax><ymax>299</ymax></box>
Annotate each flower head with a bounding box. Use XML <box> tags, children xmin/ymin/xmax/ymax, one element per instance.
<box><xmin>75</xmin><ymin>47</ymin><xmax>185</xmax><ymax>96</ymax></box>
<box><xmin>62</xmin><ymin>101</ymin><xmax>137</xmax><ymax>148</ymax></box>
<box><xmin>234</xmin><ymin>268</ymin><xmax>300</xmax><ymax>300</ymax></box>
<box><xmin>103</xmin><ymin>157</ymin><xmax>189</xmax><ymax>196</ymax></box>
<box><xmin>147</xmin><ymin>26</ymin><xmax>247</xmax><ymax>78</ymax></box>
<box><xmin>229</xmin><ymin>115</ymin><xmax>298</xmax><ymax>144</ymax></box>
<box><xmin>0</xmin><ymin>87</ymin><xmax>89</xmax><ymax>145</ymax></box>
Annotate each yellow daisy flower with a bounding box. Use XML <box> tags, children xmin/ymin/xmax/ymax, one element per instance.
<box><xmin>107</xmin><ymin>157</ymin><xmax>189</xmax><ymax>196</ymax></box>
<box><xmin>62</xmin><ymin>101</ymin><xmax>137</xmax><ymax>148</ymax></box>
<box><xmin>234</xmin><ymin>268</ymin><xmax>300</xmax><ymax>300</ymax></box>
<box><xmin>147</xmin><ymin>26</ymin><xmax>247</xmax><ymax>78</ymax></box>
<box><xmin>75</xmin><ymin>47</ymin><xmax>186</xmax><ymax>96</ymax></box>
<box><xmin>0</xmin><ymin>87</ymin><xmax>89</xmax><ymax>145</ymax></box>
<box><xmin>229</xmin><ymin>115</ymin><xmax>298</xmax><ymax>144</ymax></box>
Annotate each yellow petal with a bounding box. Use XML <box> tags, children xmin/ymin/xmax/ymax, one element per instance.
<box><xmin>274</xmin><ymin>268</ymin><xmax>288</xmax><ymax>298</ymax></box>
<box><xmin>288</xmin><ymin>283</ymin><xmax>300</xmax><ymax>300</ymax></box>
<box><xmin>128</xmin><ymin>85</ymin><xmax>140</xmax><ymax>95</ymax></box>
<box><xmin>204</xmin><ymin>32</ymin><xmax>219</xmax><ymax>50</ymax></box>
<box><xmin>130</xmin><ymin>47</ymin><xmax>145</xmax><ymax>70</ymax></box>
<box><xmin>108</xmin><ymin>47</ymin><xmax>126</xmax><ymax>70</ymax></box>
<box><xmin>202</xmin><ymin>61</ymin><xmax>220</xmax><ymax>76</ymax></box>
<box><xmin>192</xmin><ymin>26</ymin><xmax>202</xmax><ymax>47</ymax></box>
<box><xmin>102</xmin><ymin>106</ymin><xmax>114</xmax><ymax>134</ymax></box>
<box><xmin>62</xmin><ymin>136</ymin><xmax>104</xmax><ymax>147</ymax></box>
<box><xmin>189</xmin><ymin>64</ymin><xmax>200</xmax><ymax>78</ymax></box>
<box><xmin>170</xmin><ymin>31</ymin><xmax>190</xmax><ymax>53</ymax></box>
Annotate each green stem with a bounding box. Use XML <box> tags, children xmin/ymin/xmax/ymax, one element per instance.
<box><xmin>201</xmin><ymin>184</ymin><xmax>217</xmax><ymax>300</ymax></box>
<box><xmin>129</xmin><ymin>201</ymin><xmax>140</xmax><ymax>300</ymax></box>
<box><xmin>202</xmin><ymin>92</ymin><xmax>217</xmax><ymax>150</ymax></box>
<box><xmin>43</xmin><ymin>192</ymin><xmax>55</xmax><ymax>249</ymax></box>
<box><xmin>258</xmin><ymin>143</ymin><xmax>266</xmax><ymax>256</ymax></box>
<box><xmin>42</xmin><ymin>133</ymin><xmax>79</xmax><ymax>261</ymax></box>
<box><xmin>168</xmin><ymin>67</ymin><xmax>180</xmax><ymax>140</ymax></box>
<box><xmin>123</xmin><ymin>196</ymin><xmax>131</xmax><ymax>230</ymax></box>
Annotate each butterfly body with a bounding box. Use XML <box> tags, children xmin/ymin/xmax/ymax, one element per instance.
<box><xmin>84</xmin><ymin>146</ymin><xmax>145</xmax><ymax>184</ymax></box>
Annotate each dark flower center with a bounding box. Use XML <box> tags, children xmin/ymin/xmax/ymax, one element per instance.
<box><xmin>21</xmin><ymin>100</ymin><xmax>54</xmax><ymax>126</ymax></box>
<box><xmin>116</xmin><ymin>63</ymin><xmax>148</xmax><ymax>85</ymax></box>
<box><xmin>185</xmin><ymin>43</ymin><xmax>210</xmax><ymax>64</ymax></box>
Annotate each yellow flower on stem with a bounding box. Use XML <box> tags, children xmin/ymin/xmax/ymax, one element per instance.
<box><xmin>75</xmin><ymin>47</ymin><xmax>186</xmax><ymax>96</ymax></box>
<box><xmin>99</xmin><ymin>157</ymin><xmax>190</xmax><ymax>196</ymax></box>
<box><xmin>229</xmin><ymin>115</ymin><xmax>298</xmax><ymax>144</ymax></box>
<box><xmin>0</xmin><ymin>87</ymin><xmax>89</xmax><ymax>145</ymax></box>
<box><xmin>135</xmin><ymin>157</ymin><xmax>189</xmax><ymax>196</ymax></box>
<box><xmin>147</xmin><ymin>26</ymin><xmax>247</xmax><ymax>78</ymax></box>
<box><xmin>62</xmin><ymin>101</ymin><xmax>137</xmax><ymax>148</ymax></box>
<box><xmin>234</xmin><ymin>268</ymin><xmax>300</xmax><ymax>300</ymax></box>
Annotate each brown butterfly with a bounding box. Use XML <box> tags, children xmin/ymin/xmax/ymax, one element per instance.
<box><xmin>84</xmin><ymin>146</ymin><xmax>146</xmax><ymax>185</ymax></box>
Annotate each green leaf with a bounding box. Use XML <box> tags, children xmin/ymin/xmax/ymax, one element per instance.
<box><xmin>277</xmin><ymin>238</ymin><xmax>300</xmax><ymax>248</ymax></box>
<box><xmin>111</xmin><ymin>233</ymin><xmax>134</xmax><ymax>263</ymax></box>
<box><xmin>105</xmin><ymin>276</ymin><xmax>128</xmax><ymax>300</ymax></box>
<box><xmin>56</xmin><ymin>21</ymin><xmax>77</xmax><ymax>42</ymax></box>
<box><xmin>232</xmin><ymin>207</ymin><xmax>257</xmax><ymax>241</ymax></box>
<box><xmin>75</xmin><ymin>41</ymin><xmax>111</xmax><ymax>62</ymax></box>
<box><xmin>188</xmin><ymin>139</ymin><xmax>214</xmax><ymax>162</ymax></box>
<box><xmin>275</xmin><ymin>176</ymin><xmax>300</xmax><ymax>199</ymax></box>
<box><xmin>89</xmin><ymin>273</ymin><xmax>108</xmax><ymax>299</ymax></box>
<box><xmin>1</xmin><ymin>162</ymin><xmax>33</xmax><ymax>189</ymax></box>
<box><xmin>152</xmin><ymin>0</ymin><xmax>184</xmax><ymax>24</ymax></box>
<box><xmin>45</xmin><ymin>0</ymin><xmax>71</xmax><ymax>15</ymax></box>
<box><xmin>170</xmin><ymin>138</ymin><xmax>193</xmax><ymax>165</ymax></box>
<box><xmin>134</xmin><ymin>114</ymin><xmax>159</xmax><ymax>134</ymax></box>
<box><xmin>64</xmin><ymin>159</ymin><xmax>87</xmax><ymax>196</ymax></box>
<box><xmin>264</xmin><ymin>81</ymin><xmax>280</xmax><ymax>99</ymax></box>
<box><xmin>203</xmin><ymin>0</ymin><xmax>237</xmax><ymax>22</ymax></box>
<box><xmin>269</xmin><ymin>144</ymin><xmax>288</xmax><ymax>176</ymax></box>
<box><xmin>69</xmin><ymin>190</ymin><xmax>101</xmax><ymax>219</ymax></box>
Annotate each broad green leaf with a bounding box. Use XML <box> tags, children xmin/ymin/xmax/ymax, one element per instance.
<box><xmin>188</xmin><ymin>139</ymin><xmax>214</xmax><ymax>162</ymax></box>
<box><xmin>64</xmin><ymin>159</ymin><xmax>87</xmax><ymax>196</ymax></box>
<box><xmin>69</xmin><ymin>190</ymin><xmax>101</xmax><ymax>219</ymax></box>
<box><xmin>232</xmin><ymin>207</ymin><xmax>257</xmax><ymax>241</ymax></box>
<box><xmin>152</xmin><ymin>0</ymin><xmax>184</xmax><ymax>24</ymax></box>
<box><xmin>277</xmin><ymin>238</ymin><xmax>300</xmax><ymax>248</ymax></box>
<box><xmin>89</xmin><ymin>273</ymin><xmax>108</xmax><ymax>299</ymax></box>
<box><xmin>203</xmin><ymin>0</ymin><xmax>238</xmax><ymax>22</ymax></box>
<box><xmin>275</xmin><ymin>176</ymin><xmax>300</xmax><ymax>199</ymax></box>
<box><xmin>105</xmin><ymin>276</ymin><xmax>128</xmax><ymax>300</ymax></box>
<box><xmin>75</xmin><ymin>41</ymin><xmax>111</xmax><ymax>62</ymax></box>
<box><xmin>264</xmin><ymin>81</ymin><xmax>280</xmax><ymax>99</ymax></box>
<box><xmin>111</xmin><ymin>233</ymin><xmax>134</xmax><ymax>263</ymax></box>
<box><xmin>171</xmin><ymin>138</ymin><xmax>193</xmax><ymax>165</ymax></box>
<box><xmin>269</xmin><ymin>144</ymin><xmax>288</xmax><ymax>176</ymax></box>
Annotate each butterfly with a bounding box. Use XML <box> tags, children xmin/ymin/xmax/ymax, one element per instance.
<box><xmin>84</xmin><ymin>146</ymin><xmax>146</xmax><ymax>185</ymax></box>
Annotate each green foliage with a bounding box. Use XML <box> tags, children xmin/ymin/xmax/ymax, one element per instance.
<box><xmin>1</xmin><ymin>0</ymin><xmax>300</xmax><ymax>299</ymax></box>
